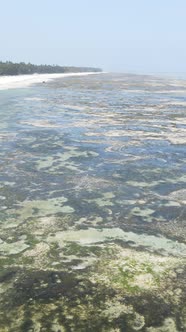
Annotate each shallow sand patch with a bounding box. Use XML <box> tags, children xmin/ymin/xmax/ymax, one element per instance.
<box><xmin>47</xmin><ymin>227</ymin><xmax>186</xmax><ymax>257</ymax></box>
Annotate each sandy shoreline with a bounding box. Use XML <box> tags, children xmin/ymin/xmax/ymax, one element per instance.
<box><xmin>0</xmin><ymin>72</ymin><xmax>101</xmax><ymax>90</ymax></box>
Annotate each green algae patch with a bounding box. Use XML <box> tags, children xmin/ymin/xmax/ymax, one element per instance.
<box><xmin>0</xmin><ymin>247</ymin><xmax>185</xmax><ymax>332</ymax></box>
<box><xmin>88</xmin><ymin>244</ymin><xmax>183</xmax><ymax>293</ymax></box>
<box><xmin>62</xmin><ymin>242</ymin><xmax>104</xmax><ymax>257</ymax></box>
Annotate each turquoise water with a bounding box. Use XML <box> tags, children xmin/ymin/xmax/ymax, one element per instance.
<box><xmin>0</xmin><ymin>73</ymin><xmax>186</xmax><ymax>331</ymax></box>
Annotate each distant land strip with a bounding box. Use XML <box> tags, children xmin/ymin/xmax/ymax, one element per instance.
<box><xmin>0</xmin><ymin>61</ymin><xmax>102</xmax><ymax>76</ymax></box>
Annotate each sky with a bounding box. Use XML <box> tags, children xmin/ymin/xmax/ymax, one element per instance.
<box><xmin>1</xmin><ymin>0</ymin><xmax>186</xmax><ymax>73</ymax></box>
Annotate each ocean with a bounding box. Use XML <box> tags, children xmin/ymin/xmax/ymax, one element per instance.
<box><xmin>0</xmin><ymin>73</ymin><xmax>186</xmax><ymax>331</ymax></box>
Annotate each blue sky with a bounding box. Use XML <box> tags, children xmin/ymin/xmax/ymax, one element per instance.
<box><xmin>1</xmin><ymin>0</ymin><xmax>186</xmax><ymax>73</ymax></box>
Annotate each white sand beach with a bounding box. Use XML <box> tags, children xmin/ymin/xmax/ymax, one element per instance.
<box><xmin>0</xmin><ymin>72</ymin><xmax>100</xmax><ymax>90</ymax></box>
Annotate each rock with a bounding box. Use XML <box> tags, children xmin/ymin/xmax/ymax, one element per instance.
<box><xmin>146</xmin><ymin>317</ymin><xmax>178</xmax><ymax>332</ymax></box>
<box><xmin>128</xmin><ymin>313</ymin><xmax>145</xmax><ymax>331</ymax></box>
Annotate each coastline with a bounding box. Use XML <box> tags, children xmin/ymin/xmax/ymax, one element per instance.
<box><xmin>0</xmin><ymin>72</ymin><xmax>101</xmax><ymax>90</ymax></box>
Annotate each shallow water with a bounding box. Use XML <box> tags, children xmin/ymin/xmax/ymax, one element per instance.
<box><xmin>0</xmin><ymin>73</ymin><xmax>186</xmax><ymax>331</ymax></box>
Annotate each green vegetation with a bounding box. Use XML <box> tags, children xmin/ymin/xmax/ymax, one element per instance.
<box><xmin>0</xmin><ymin>61</ymin><xmax>102</xmax><ymax>76</ymax></box>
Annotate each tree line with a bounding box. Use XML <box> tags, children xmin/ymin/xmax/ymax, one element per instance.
<box><xmin>0</xmin><ymin>61</ymin><xmax>102</xmax><ymax>76</ymax></box>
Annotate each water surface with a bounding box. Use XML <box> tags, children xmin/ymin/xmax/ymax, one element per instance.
<box><xmin>0</xmin><ymin>73</ymin><xmax>186</xmax><ymax>331</ymax></box>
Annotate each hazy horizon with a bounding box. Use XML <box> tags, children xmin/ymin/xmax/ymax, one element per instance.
<box><xmin>1</xmin><ymin>0</ymin><xmax>186</xmax><ymax>74</ymax></box>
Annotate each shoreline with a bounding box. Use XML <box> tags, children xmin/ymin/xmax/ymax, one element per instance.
<box><xmin>0</xmin><ymin>72</ymin><xmax>102</xmax><ymax>90</ymax></box>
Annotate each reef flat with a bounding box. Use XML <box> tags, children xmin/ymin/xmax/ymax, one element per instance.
<box><xmin>0</xmin><ymin>73</ymin><xmax>186</xmax><ymax>331</ymax></box>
